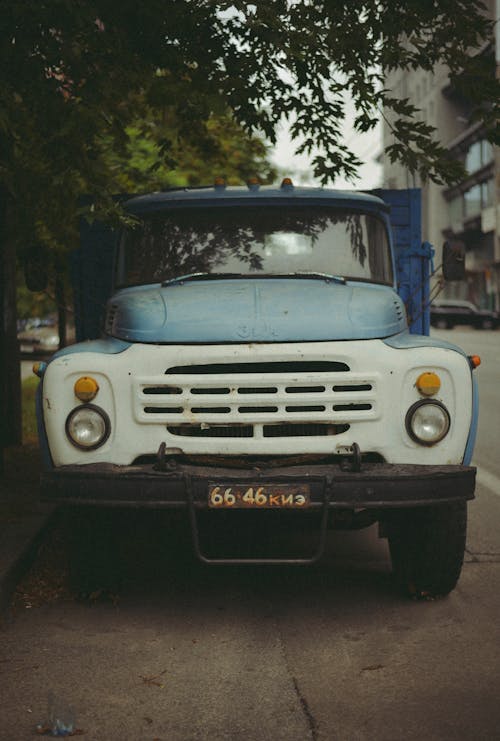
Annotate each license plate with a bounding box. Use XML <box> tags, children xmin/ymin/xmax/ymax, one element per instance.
<box><xmin>208</xmin><ymin>483</ymin><xmax>310</xmax><ymax>509</ymax></box>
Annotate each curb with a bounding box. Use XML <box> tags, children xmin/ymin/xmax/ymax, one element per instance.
<box><xmin>0</xmin><ymin>506</ymin><xmax>57</xmax><ymax>615</ymax></box>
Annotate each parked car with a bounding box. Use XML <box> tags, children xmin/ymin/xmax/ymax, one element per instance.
<box><xmin>430</xmin><ymin>299</ymin><xmax>499</xmax><ymax>330</ymax></box>
<box><xmin>18</xmin><ymin>315</ymin><xmax>75</xmax><ymax>355</ymax></box>
<box><xmin>17</xmin><ymin>316</ymin><xmax>60</xmax><ymax>355</ymax></box>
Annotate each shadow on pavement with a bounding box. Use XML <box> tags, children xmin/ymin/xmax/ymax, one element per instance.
<box><xmin>13</xmin><ymin>506</ymin><xmax>395</xmax><ymax>612</ymax></box>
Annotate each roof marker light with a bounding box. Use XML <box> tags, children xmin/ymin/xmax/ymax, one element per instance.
<box><xmin>280</xmin><ymin>177</ymin><xmax>294</xmax><ymax>189</ymax></box>
<box><xmin>214</xmin><ymin>177</ymin><xmax>226</xmax><ymax>189</ymax></box>
<box><xmin>468</xmin><ymin>355</ymin><xmax>481</xmax><ymax>369</ymax></box>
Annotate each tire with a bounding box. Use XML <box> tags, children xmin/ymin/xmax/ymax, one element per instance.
<box><xmin>435</xmin><ymin>318</ymin><xmax>452</xmax><ymax>329</ymax></box>
<box><xmin>387</xmin><ymin>502</ymin><xmax>467</xmax><ymax>599</ymax></box>
<box><xmin>481</xmin><ymin>318</ymin><xmax>494</xmax><ymax>330</ymax></box>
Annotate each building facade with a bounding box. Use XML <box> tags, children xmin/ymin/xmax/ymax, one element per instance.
<box><xmin>381</xmin><ymin>0</ymin><xmax>499</xmax><ymax>309</ymax></box>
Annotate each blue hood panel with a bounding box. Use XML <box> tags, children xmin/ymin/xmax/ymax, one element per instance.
<box><xmin>106</xmin><ymin>279</ymin><xmax>406</xmax><ymax>343</ymax></box>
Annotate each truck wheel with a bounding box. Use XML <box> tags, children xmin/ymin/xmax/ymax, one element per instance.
<box><xmin>387</xmin><ymin>502</ymin><xmax>467</xmax><ymax>599</ymax></box>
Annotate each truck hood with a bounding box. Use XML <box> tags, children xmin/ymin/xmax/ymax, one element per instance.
<box><xmin>105</xmin><ymin>278</ymin><xmax>406</xmax><ymax>342</ymax></box>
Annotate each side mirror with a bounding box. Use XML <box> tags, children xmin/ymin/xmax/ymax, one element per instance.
<box><xmin>23</xmin><ymin>246</ymin><xmax>48</xmax><ymax>292</ymax></box>
<box><xmin>442</xmin><ymin>241</ymin><xmax>466</xmax><ymax>282</ymax></box>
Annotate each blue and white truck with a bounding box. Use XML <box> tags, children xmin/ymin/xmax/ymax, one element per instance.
<box><xmin>35</xmin><ymin>182</ymin><xmax>478</xmax><ymax>597</ymax></box>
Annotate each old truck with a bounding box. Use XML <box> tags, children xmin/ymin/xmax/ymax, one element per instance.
<box><xmin>34</xmin><ymin>181</ymin><xmax>478</xmax><ymax>597</ymax></box>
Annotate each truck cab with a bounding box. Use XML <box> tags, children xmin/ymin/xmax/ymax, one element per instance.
<box><xmin>36</xmin><ymin>182</ymin><xmax>478</xmax><ymax>597</ymax></box>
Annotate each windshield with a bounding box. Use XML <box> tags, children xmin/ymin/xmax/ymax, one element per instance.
<box><xmin>116</xmin><ymin>206</ymin><xmax>393</xmax><ymax>287</ymax></box>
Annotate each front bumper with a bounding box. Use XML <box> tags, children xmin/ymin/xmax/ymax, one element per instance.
<box><xmin>41</xmin><ymin>461</ymin><xmax>476</xmax><ymax>509</ymax></box>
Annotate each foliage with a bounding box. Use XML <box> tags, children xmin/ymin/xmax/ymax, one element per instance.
<box><xmin>16</xmin><ymin>268</ymin><xmax>57</xmax><ymax>319</ymax></box>
<box><xmin>104</xmin><ymin>112</ymin><xmax>276</xmax><ymax>193</ymax></box>
<box><xmin>13</xmin><ymin>106</ymin><xmax>276</xmax><ymax>317</ymax></box>
<box><xmin>1</xmin><ymin>0</ymin><xmax>498</xmax><ymax>260</ymax></box>
<box><xmin>21</xmin><ymin>376</ymin><xmax>39</xmax><ymax>445</ymax></box>
<box><xmin>17</xmin><ymin>285</ymin><xmax>56</xmax><ymax>321</ymax></box>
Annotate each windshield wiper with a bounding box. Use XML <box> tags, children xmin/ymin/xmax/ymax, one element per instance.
<box><xmin>289</xmin><ymin>272</ymin><xmax>346</xmax><ymax>284</ymax></box>
<box><xmin>162</xmin><ymin>271</ymin><xmax>346</xmax><ymax>286</ymax></box>
<box><xmin>162</xmin><ymin>272</ymin><xmax>244</xmax><ymax>286</ymax></box>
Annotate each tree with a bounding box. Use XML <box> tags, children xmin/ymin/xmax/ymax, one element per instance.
<box><xmin>103</xmin><ymin>109</ymin><xmax>277</xmax><ymax>192</ymax></box>
<box><xmin>14</xmin><ymin>109</ymin><xmax>277</xmax><ymax>323</ymax></box>
<box><xmin>1</xmin><ymin>0</ymin><xmax>498</xmax><ymax>455</ymax></box>
<box><xmin>2</xmin><ymin>2</ymin><xmax>498</xmax><ymax>243</ymax></box>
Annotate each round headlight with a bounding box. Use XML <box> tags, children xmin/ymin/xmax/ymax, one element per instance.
<box><xmin>406</xmin><ymin>400</ymin><xmax>450</xmax><ymax>446</ymax></box>
<box><xmin>65</xmin><ymin>405</ymin><xmax>110</xmax><ymax>450</ymax></box>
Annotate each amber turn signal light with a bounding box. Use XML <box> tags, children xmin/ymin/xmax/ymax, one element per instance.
<box><xmin>32</xmin><ymin>361</ymin><xmax>47</xmax><ymax>378</ymax></box>
<box><xmin>416</xmin><ymin>371</ymin><xmax>441</xmax><ymax>397</ymax></box>
<box><xmin>74</xmin><ymin>376</ymin><xmax>99</xmax><ymax>402</ymax></box>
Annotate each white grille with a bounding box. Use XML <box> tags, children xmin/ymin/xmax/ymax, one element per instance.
<box><xmin>133</xmin><ymin>365</ymin><xmax>379</xmax><ymax>438</ymax></box>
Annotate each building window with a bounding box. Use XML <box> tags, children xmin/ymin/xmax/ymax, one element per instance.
<box><xmin>465</xmin><ymin>141</ymin><xmax>482</xmax><ymax>174</ymax></box>
<box><xmin>465</xmin><ymin>139</ymin><xmax>494</xmax><ymax>175</ymax></box>
<box><xmin>454</xmin><ymin>177</ymin><xmax>495</xmax><ymax>223</ymax></box>
<box><xmin>481</xmin><ymin>140</ymin><xmax>494</xmax><ymax>166</ymax></box>
<box><xmin>481</xmin><ymin>179</ymin><xmax>494</xmax><ymax>209</ymax></box>
<box><xmin>464</xmin><ymin>184</ymin><xmax>482</xmax><ymax>218</ymax></box>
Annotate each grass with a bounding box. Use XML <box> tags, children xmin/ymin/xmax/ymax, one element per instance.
<box><xmin>22</xmin><ymin>375</ymin><xmax>40</xmax><ymax>444</ymax></box>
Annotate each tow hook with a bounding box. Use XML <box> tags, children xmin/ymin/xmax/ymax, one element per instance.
<box><xmin>340</xmin><ymin>442</ymin><xmax>362</xmax><ymax>473</ymax></box>
<box><xmin>155</xmin><ymin>442</ymin><xmax>183</xmax><ymax>471</ymax></box>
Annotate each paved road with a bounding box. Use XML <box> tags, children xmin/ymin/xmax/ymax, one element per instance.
<box><xmin>3</xmin><ymin>329</ymin><xmax>500</xmax><ymax>740</ymax></box>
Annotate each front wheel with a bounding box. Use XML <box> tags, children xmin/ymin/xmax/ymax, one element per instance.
<box><xmin>480</xmin><ymin>318</ymin><xmax>494</xmax><ymax>330</ymax></box>
<box><xmin>386</xmin><ymin>502</ymin><xmax>467</xmax><ymax>599</ymax></box>
<box><xmin>435</xmin><ymin>318</ymin><xmax>453</xmax><ymax>329</ymax></box>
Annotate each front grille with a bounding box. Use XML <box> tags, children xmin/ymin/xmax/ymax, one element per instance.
<box><xmin>168</xmin><ymin>424</ymin><xmax>253</xmax><ymax>438</ymax></box>
<box><xmin>263</xmin><ymin>423</ymin><xmax>350</xmax><ymax>438</ymax></box>
<box><xmin>144</xmin><ymin>386</ymin><xmax>182</xmax><ymax>395</ymax></box>
<box><xmin>166</xmin><ymin>422</ymin><xmax>350</xmax><ymax>438</ymax></box>
<box><xmin>135</xmin><ymin>361</ymin><xmax>377</xmax><ymax>440</ymax></box>
<box><xmin>165</xmin><ymin>361</ymin><xmax>350</xmax><ymax>374</ymax></box>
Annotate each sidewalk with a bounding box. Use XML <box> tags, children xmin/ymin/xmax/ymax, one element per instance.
<box><xmin>0</xmin><ymin>444</ymin><xmax>55</xmax><ymax>613</ymax></box>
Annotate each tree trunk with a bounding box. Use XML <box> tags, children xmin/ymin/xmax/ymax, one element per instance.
<box><xmin>0</xmin><ymin>191</ymin><xmax>22</xmax><ymax>472</ymax></box>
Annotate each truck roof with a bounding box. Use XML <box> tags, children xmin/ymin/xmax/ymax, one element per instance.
<box><xmin>124</xmin><ymin>184</ymin><xmax>389</xmax><ymax>215</ymax></box>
